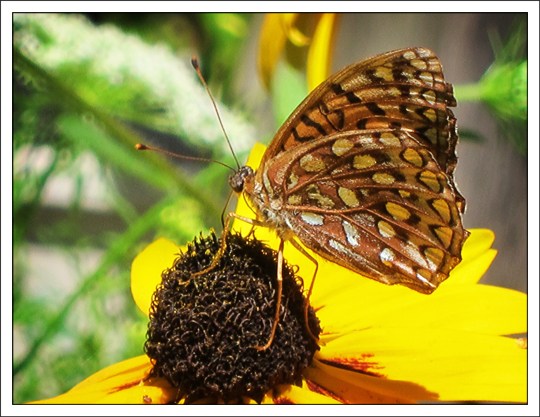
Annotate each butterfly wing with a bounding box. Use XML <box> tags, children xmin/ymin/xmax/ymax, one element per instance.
<box><xmin>261</xmin><ymin>129</ymin><xmax>468</xmax><ymax>294</ymax></box>
<box><xmin>247</xmin><ymin>47</ymin><xmax>468</xmax><ymax>293</ymax></box>
<box><xmin>262</xmin><ymin>47</ymin><xmax>464</xmax><ymax>211</ymax></box>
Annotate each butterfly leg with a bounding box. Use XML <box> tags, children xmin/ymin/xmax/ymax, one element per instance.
<box><xmin>288</xmin><ymin>239</ymin><xmax>320</xmax><ymax>344</ymax></box>
<box><xmin>252</xmin><ymin>238</ymin><xmax>284</xmax><ymax>351</ymax></box>
<box><xmin>194</xmin><ymin>211</ymin><xmax>268</xmax><ymax>279</ymax></box>
<box><xmin>225</xmin><ymin>213</ymin><xmax>319</xmax><ymax>348</ymax></box>
<box><xmin>220</xmin><ymin>190</ymin><xmax>235</xmax><ymax>228</ymax></box>
<box><xmin>216</xmin><ymin>212</ymin><xmax>284</xmax><ymax>350</ymax></box>
<box><xmin>193</xmin><ymin>211</ymin><xmax>242</xmax><ymax>278</ymax></box>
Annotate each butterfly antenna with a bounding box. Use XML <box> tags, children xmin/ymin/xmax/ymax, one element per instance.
<box><xmin>191</xmin><ymin>56</ymin><xmax>241</xmax><ymax>170</ymax></box>
<box><xmin>135</xmin><ymin>143</ymin><xmax>236</xmax><ymax>173</ymax></box>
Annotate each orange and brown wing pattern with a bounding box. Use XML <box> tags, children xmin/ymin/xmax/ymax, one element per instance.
<box><xmin>263</xmin><ymin>47</ymin><xmax>461</xmax><ymax>202</ymax></box>
<box><xmin>262</xmin><ymin>129</ymin><xmax>468</xmax><ymax>294</ymax></box>
<box><xmin>247</xmin><ymin>47</ymin><xmax>468</xmax><ymax>294</ymax></box>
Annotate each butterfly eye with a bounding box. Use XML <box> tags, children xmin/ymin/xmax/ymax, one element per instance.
<box><xmin>229</xmin><ymin>166</ymin><xmax>254</xmax><ymax>193</ymax></box>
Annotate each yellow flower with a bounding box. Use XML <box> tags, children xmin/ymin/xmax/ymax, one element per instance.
<box><xmin>29</xmin><ymin>144</ymin><xmax>527</xmax><ymax>404</ymax></box>
<box><xmin>258</xmin><ymin>13</ymin><xmax>340</xmax><ymax>92</ymax></box>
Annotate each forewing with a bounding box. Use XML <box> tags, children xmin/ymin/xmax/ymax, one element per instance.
<box><xmin>264</xmin><ymin>129</ymin><xmax>469</xmax><ymax>294</ymax></box>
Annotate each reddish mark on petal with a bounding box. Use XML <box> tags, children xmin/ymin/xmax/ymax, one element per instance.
<box><xmin>320</xmin><ymin>330</ymin><xmax>339</xmax><ymax>337</ymax></box>
<box><xmin>319</xmin><ymin>354</ymin><xmax>385</xmax><ymax>378</ymax></box>
<box><xmin>273</xmin><ymin>397</ymin><xmax>295</xmax><ymax>404</ymax></box>
<box><xmin>305</xmin><ymin>380</ymin><xmax>347</xmax><ymax>403</ymax></box>
<box><xmin>109</xmin><ymin>379</ymin><xmax>141</xmax><ymax>393</ymax></box>
<box><xmin>143</xmin><ymin>395</ymin><xmax>152</xmax><ymax>403</ymax></box>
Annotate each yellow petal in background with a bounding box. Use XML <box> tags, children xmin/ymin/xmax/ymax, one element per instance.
<box><xmin>258</xmin><ymin>14</ymin><xmax>292</xmax><ymax>90</ymax></box>
<box><xmin>281</xmin><ymin>13</ymin><xmax>311</xmax><ymax>47</ymax></box>
<box><xmin>307</xmin><ymin>13</ymin><xmax>340</xmax><ymax>92</ymax></box>
<box><xmin>258</xmin><ymin>13</ymin><xmax>315</xmax><ymax>90</ymax></box>
<box><xmin>130</xmin><ymin>237</ymin><xmax>180</xmax><ymax>316</ymax></box>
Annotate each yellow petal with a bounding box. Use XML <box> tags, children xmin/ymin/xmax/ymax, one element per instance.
<box><xmin>461</xmin><ymin>229</ymin><xmax>495</xmax><ymax>260</ymax></box>
<box><xmin>420</xmin><ymin>283</ymin><xmax>527</xmax><ymax>336</ymax></box>
<box><xmin>242</xmin><ymin>395</ymin><xmax>262</xmax><ymax>404</ymax></box>
<box><xmin>318</xmin><ymin>328</ymin><xmax>527</xmax><ymax>403</ymax></box>
<box><xmin>307</xmin><ymin>13</ymin><xmax>340</xmax><ymax>91</ymax></box>
<box><xmin>259</xmin><ymin>392</ymin><xmax>277</xmax><ymax>404</ymax></box>
<box><xmin>447</xmin><ymin>229</ymin><xmax>497</xmax><ymax>286</ymax></box>
<box><xmin>316</xmin><ymin>279</ymin><xmax>424</xmax><ymax>336</ymax></box>
<box><xmin>131</xmin><ymin>238</ymin><xmax>180</xmax><ymax>316</ymax></box>
<box><xmin>258</xmin><ymin>14</ymin><xmax>293</xmax><ymax>90</ymax></box>
<box><xmin>244</xmin><ymin>142</ymin><xmax>266</xmax><ymax>170</ymax></box>
<box><xmin>306</xmin><ymin>231</ymin><xmax>497</xmax><ymax>324</ymax></box>
<box><xmin>97</xmin><ymin>385</ymin><xmax>174</xmax><ymax>404</ymax></box>
<box><xmin>29</xmin><ymin>355</ymin><xmax>178</xmax><ymax>404</ymax></box>
<box><xmin>271</xmin><ymin>383</ymin><xmax>343</xmax><ymax>404</ymax></box>
<box><xmin>281</xmin><ymin>13</ymin><xmax>311</xmax><ymax>47</ymax></box>
<box><xmin>319</xmin><ymin>277</ymin><xmax>526</xmax><ymax>336</ymax></box>
<box><xmin>311</xmin><ymin>231</ymin><xmax>496</xmax><ymax>314</ymax></box>
<box><xmin>303</xmin><ymin>364</ymin><xmax>416</xmax><ymax>404</ymax></box>
<box><xmin>450</xmin><ymin>248</ymin><xmax>497</xmax><ymax>286</ymax></box>
<box><xmin>312</xmin><ymin>356</ymin><xmax>439</xmax><ymax>402</ymax></box>
<box><xmin>69</xmin><ymin>355</ymin><xmax>152</xmax><ymax>392</ymax></box>
<box><xmin>258</xmin><ymin>13</ymin><xmax>315</xmax><ymax>90</ymax></box>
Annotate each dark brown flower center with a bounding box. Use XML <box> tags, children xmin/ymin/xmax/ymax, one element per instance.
<box><xmin>145</xmin><ymin>231</ymin><xmax>320</xmax><ymax>403</ymax></box>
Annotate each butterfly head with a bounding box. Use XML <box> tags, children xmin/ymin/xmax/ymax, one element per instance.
<box><xmin>229</xmin><ymin>166</ymin><xmax>254</xmax><ymax>194</ymax></box>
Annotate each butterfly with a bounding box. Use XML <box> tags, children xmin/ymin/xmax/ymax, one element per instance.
<box><xmin>213</xmin><ymin>47</ymin><xmax>468</xmax><ymax>349</ymax></box>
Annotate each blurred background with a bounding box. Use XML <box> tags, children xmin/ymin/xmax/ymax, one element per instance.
<box><xmin>12</xmin><ymin>13</ymin><xmax>527</xmax><ymax>403</ymax></box>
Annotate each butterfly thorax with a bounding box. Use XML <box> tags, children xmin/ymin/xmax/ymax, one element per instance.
<box><xmin>230</xmin><ymin>165</ymin><xmax>298</xmax><ymax>242</ymax></box>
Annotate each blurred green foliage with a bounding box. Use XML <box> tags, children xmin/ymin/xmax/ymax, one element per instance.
<box><xmin>454</xmin><ymin>18</ymin><xmax>527</xmax><ymax>155</ymax></box>
<box><xmin>12</xmin><ymin>13</ymin><xmax>257</xmax><ymax>403</ymax></box>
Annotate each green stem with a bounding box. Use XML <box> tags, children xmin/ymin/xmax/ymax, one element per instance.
<box><xmin>453</xmin><ymin>83</ymin><xmax>484</xmax><ymax>103</ymax></box>
<box><xmin>13</xmin><ymin>195</ymin><xmax>175</xmax><ymax>376</ymax></box>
